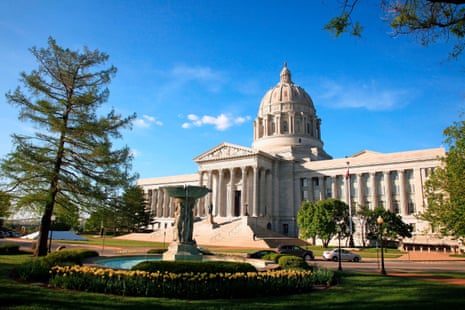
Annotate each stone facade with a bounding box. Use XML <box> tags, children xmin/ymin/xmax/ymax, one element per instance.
<box><xmin>137</xmin><ymin>64</ymin><xmax>446</xmax><ymax>247</ymax></box>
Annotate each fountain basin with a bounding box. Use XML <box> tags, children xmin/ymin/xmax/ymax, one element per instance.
<box><xmin>162</xmin><ymin>185</ymin><xmax>211</xmax><ymax>199</ymax></box>
<box><xmin>89</xmin><ymin>254</ymin><xmax>273</xmax><ymax>270</ymax></box>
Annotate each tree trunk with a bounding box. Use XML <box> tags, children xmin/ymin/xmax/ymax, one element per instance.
<box><xmin>34</xmin><ymin>204</ymin><xmax>53</xmax><ymax>256</ymax></box>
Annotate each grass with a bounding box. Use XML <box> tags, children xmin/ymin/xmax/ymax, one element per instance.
<box><xmin>1</xmin><ymin>253</ymin><xmax>465</xmax><ymax>309</ymax></box>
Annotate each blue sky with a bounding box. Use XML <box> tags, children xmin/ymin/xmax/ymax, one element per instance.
<box><xmin>1</xmin><ymin>0</ymin><xmax>464</xmax><ymax>180</ymax></box>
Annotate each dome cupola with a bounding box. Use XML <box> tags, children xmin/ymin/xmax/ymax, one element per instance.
<box><xmin>252</xmin><ymin>63</ymin><xmax>331</xmax><ymax>161</ymax></box>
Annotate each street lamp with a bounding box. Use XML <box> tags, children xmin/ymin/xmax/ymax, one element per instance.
<box><xmin>335</xmin><ymin>219</ymin><xmax>344</xmax><ymax>271</ymax></box>
<box><xmin>48</xmin><ymin>215</ymin><xmax>56</xmax><ymax>253</ymax></box>
<box><xmin>377</xmin><ymin>216</ymin><xmax>387</xmax><ymax>275</ymax></box>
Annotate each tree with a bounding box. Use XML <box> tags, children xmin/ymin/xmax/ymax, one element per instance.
<box><xmin>325</xmin><ymin>0</ymin><xmax>465</xmax><ymax>58</ymax></box>
<box><xmin>0</xmin><ymin>37</ymin><xmax>136</xmax><ymax>256</ymax></box>
<box><xmin>297</xmin><ymin>199</ymin><xmax>353</xmax><ymax>247</ymax></box>
<box><xmin>118</xmin><ymin>185</ymin><xmax>149</xmax><ymax>232</ymax></box>
<box><xmin>421</xmin><ymin>115</ymin><xmax>465</xmax><ymax>238</ymax></box>
<box><xmin>0</xmin><ymin>191</ymin><xmax>12</xmax><ymax>228</ymax></box>
<box><xmin>365</xmin><ymin>207</ymin><xmax>413</xmax><ymax>242</ymax></box>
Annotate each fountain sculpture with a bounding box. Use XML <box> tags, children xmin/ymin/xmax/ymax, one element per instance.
<box><xmin>161</xmin><ymin>185</ymin><xmax>211</xmax><ymax>261</ymax></box>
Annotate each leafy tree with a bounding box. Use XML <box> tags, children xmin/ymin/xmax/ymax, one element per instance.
<box><xmin>0</xmin><ymin>37</ymin><xmax>136</xmax><ymax>256</ymax></box>
<box><xmin>85</xmin><ymin>185</ymin><xmax>148</xmax><ymax>234</ymax></box>
<box><xmin>325</xmin><ymin>0</ymin><xmax>465</xmax><ymax>58</ymax></box>
<box><xmin>366</xmin><ymin>207</ymin><xmax>413</xmax><ymax>241</ymax></box>
<box><xmin>0</xmin><ymin>191</ymin><xmax>12</xmax><ymax>227</ymax></box>
<box><xmin>422</xmin><ymin>115</ymin><xmax>465</xmax><ymax>238</ymax></box>
<box><xmin>297</xmin><ymin>199</ymin><xmax>354</xmax><ymax>247</ymax></box>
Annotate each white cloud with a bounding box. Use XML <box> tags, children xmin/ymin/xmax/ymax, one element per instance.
<box><xmin>182</xmin><ymin>113</ymin><xmax>251</xmax><ymax>131</ymax></box>
<box><xmin>133</xmin><ymin>114</ymin><xmax>163</xmax><ymax>128</ymax></box>
<box><xmin>316</xmin><ymin>78</ymin><xmax>411</xmax><ymax>111</ymax></box>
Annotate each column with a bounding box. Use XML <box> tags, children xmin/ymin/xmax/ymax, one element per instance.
<box><xmin>308</xmin><ymin>176</ymin><xmax>314</xmax><ymax>202</ymax></box>
<box><xmin>332</xmin><ymin>176</ymin><xmax>337</xmax><ymax>199</ymax></box>
<box><xmin>399</xmin><ymin>170</ymin><xmax>408</xmax><ymax>216</ymax></box>
<box><xmin>370</xmin><ymin>172</ymin><xmax>378</xmax><ymax>209</ymax></box>
<box><xmin>259</xmin><ymin>169</ymin><xmax>266</xmax><ymax>216</ymax></box>
<box><xmin>205</xmin><ymin>170</ymin><xmax>212</xmax><ymax>214</ymax></box>
<box><xmin>227</xmin><ymin>168</ymin><xmax>234</xmax><ymax>217</ymax></box>
<box><xmin>318</xmin><ymin>176</ymin><xmax>324</xmax><ymax>200</ymax></box>
<box><xmin>217</xmin><ymin>169</ymin><xmax>224</xmax><ymax>216</ymax></box>
<box><xmin>384</xmin><ymin>171</ymin><xmax>392</xmax><ymax>211</ymax></box>
<box><xmin>241</xmin><ymin>167</ymin><xmax>247</xmax><ymax>216</ymax></box>
<box><xmin>252</xmin><ymin>166</ymin><xmax>259</xmax><ymax>217</ymax></box>
<box><xmin>357</xmin><ymin>174</ymin><xmax>363</xmax><ymax>208</ymax></box>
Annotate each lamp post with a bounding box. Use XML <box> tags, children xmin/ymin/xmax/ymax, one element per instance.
<box><xmin>337</xmin><ymin>223</ymin><xmax>342</xmax><ymax>271</ymax></box>
<box><xmin>377</xmin><ymin>216</ymin><xmax>387</xmax><ymax>275</ymax></box>
<box><xmin>336</xmin><ymin>219</ymin><xmax>344</xmax><ymax>271</ymax></box>
<box><xmin>48</xmin><ymin>215</ymin><xmax>56</xmax><ymax>253</ymax></box>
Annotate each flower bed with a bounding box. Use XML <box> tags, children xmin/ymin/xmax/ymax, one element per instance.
<box><xmin>49</xmin><ymin>265</ymin><xmax>326</xmax><ymax>299</ymax></box>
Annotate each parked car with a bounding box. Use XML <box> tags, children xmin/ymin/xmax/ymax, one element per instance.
<box><xmin>323</xmin><ymin>249</ymin><xmax>361</xmax><ymax>262</ymax></box>
<box><xmin>245</xmin><ymin>249</ymin><xmax>277</xmax><ymax>259</ymax></box>
<box><xmin>276</xmin><ymin>245</ymin><xmax>314</xmax><ymax>260</ymax></box>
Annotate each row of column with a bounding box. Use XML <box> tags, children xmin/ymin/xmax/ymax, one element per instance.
<box><xmin>307</xmin><ymin>168</ymin><xmax>426</xmax><ymax>216</ymax></box>
<box><xmin>145</xmin><ymin>165</ymin><xmax>273</xmax><ymax>222</ymax></box>
<box><xmin>254</xmin><ymin>113</ymin><xmax>321</xmax><ymax>140</ymax></box>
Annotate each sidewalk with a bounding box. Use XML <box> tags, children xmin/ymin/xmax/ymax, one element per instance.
<box><xmin>399</xmin><ymin>250</ymin><xmax>464</xmax><ymax>261</ymax></box>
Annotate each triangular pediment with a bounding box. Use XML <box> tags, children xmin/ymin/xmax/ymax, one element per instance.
<box><xmin>350</xmin><ymin>150</ymin><xmax>382</xmax><ymax>158</ymax></box>
<box><xmin>194</xmin><ymin>142</ymin><xmax>256</xmax><ymax>162</ymax></box>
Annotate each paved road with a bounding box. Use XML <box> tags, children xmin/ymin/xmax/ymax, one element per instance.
<box><xmin>313</xmin><ymin>258</ymin><xmax>465</xmax><ymax>274</ymax></box>
<box><xmin>3</xmin><ymin>238</ymin><xmax>465</xmax><ymax>274</ymax></box>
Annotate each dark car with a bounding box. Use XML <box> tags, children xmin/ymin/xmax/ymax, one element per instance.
<box><xmin>276</xmin><ymin>245</ymin><xmax>314</xmax><ymax>260</ymax></box>
<box><xmin>245</xmin><ymin>249</ymin><xmax>277</xmax><ymax>259</ymax></box>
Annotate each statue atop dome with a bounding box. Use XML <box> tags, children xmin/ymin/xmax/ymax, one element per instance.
<box><xmin>280</xmin><ymin>62</ymin><xmax>292</xmax><ymax>83</ymax></box>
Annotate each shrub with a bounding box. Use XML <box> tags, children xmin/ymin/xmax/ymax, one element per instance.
<box><xmin>278</xmin><ymin>255</ymin><xmax>309</xmax><ymax>270</ymax></box>
<box><xmin>0</xmin><ymin>243</ymin><xmax>21</xmax><ymax>255</ymax></box>
<box><xmin>12</xmin><ymin>248</ymin><xmax>98</xmax><ymax>283</ymax></box>
<box><xmin>43</xmin><ymin>249</ymin><xmax>99</xmax><ymax>266</ymax></box>
<box><xmin>263</xmin><ymin>253</ymin><xmax>287</xmax><ymax>263</ymax></box>
<box><xmin>311</xmin><ymin>267</ymin><xmax>336</xmax><ymax>286</ymax></box>
<box><xmin>132</xmin><ymin>260</ymin><xmax>256</xmax><ymax>273</ymax></box>
<box><xmin>147</xmin><ymin>248</ymin><xmax>166</xmax><ymax>254</ymax></box>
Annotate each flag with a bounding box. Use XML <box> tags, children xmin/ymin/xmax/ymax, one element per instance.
<box><xmin>345</xmin><ymin>168</ymin><xmax>349</xmax><ymax>179</ymax></box>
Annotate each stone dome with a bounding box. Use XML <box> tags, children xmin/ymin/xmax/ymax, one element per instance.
<box><xmin>258</xmin><ymin>63</ymin><xmax>316</xmax><ymax>116</ymax></box>
<box><xmin>252</xmin><ymin>63</ymin><xmax>331</xmax><ymax>161</ymax></box>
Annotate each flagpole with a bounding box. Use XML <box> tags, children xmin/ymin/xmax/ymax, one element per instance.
<box><xmin>346</xmin><ymin>161</ymin><xmax>354</xmax><ymax>247</ymax></box>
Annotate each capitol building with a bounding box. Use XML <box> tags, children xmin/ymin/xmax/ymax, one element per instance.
<box><xmin>136</xmin><ymin>64</ymin><xmax>446</xmax><ymax>248</ymax></box>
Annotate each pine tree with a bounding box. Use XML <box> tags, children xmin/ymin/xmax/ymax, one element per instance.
<box><xmin>1</xmin><ymin>37</ymin><xmax>136</xmax><ymax>256</ymax></box>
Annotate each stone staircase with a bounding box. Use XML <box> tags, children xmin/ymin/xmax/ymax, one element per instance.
<box><xmin>117</xmin><ymin>217</ymin><xmax>308</xmax><ymax>249</ymax></box>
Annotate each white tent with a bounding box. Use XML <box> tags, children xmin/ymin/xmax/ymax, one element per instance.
<box><xmin>21</xmin><ymin>231</ymin><xmax>88</xmax><ymax>241</ymax></box>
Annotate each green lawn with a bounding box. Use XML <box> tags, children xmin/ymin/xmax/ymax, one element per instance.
<box><xmin>1</xmin><ymin>254</ymin><xmax>465</xmax><ymax>309</ymax></box>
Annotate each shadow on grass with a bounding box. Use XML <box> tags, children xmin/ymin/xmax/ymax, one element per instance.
<box><xmin>1</xmin><ymin>256</ymin><xmax>465</xmax><ymax>310</ymax></box>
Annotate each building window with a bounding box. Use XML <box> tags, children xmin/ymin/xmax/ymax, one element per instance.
<box><xmin>325</xmin><ymin>177</ymin><xmax>332</xmax><ymax>198</ymax></box>
<box><xmin>283</xmin><ymin>223</ymin><xmax>289</xmax><ymax>235</ymax></box>
<box><xmin>300</xmin><ymin>178</ymin><xmax>308</xmax><ymax>201</ymax></box>
<box><xmin>392</xmin><ymin>200</ymin><xmax>400</xmax><ymax>214</ymax></box>
<box><xmin>408</xmin><ymin>200</ymin><xmax>415</xmax><ymax>214</ymax></box>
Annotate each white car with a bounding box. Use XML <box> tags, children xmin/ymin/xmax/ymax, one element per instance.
<box><xmin>323</xmin><ymin>249</ymin><xmax>361</xmax><ymax>262</ymax></box>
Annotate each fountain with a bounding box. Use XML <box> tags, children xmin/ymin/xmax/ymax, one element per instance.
<box><xmin>161</xmin><ymin>185</ymin><xmax>211</xmax><ymax>261</ymax></box>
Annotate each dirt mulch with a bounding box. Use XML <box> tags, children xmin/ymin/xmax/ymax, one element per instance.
<box><xmin>390</xmin><ymin>273</ymin><xmax>465</xmax><ymax>286</ymax></box>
